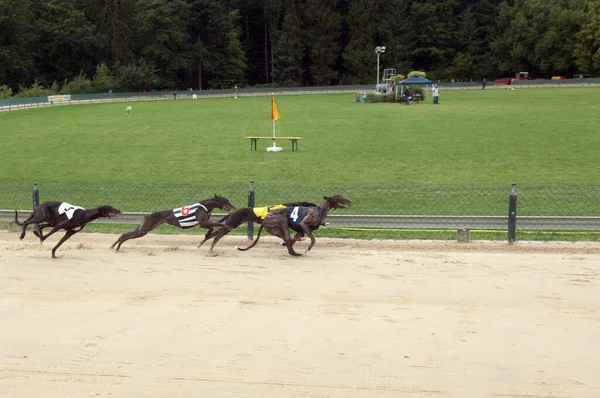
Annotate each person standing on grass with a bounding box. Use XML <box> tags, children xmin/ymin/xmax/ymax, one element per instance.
<box><xmin>482</xmin><ymin>79</ymin><xmax>487</xmax><ymax>89</ymax></box>
<box><xmin>432</xmin><ymin>84</ymin><xmax>439</xmax><ymax>105</ymax></box>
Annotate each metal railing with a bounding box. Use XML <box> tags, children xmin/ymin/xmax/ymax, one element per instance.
<box><xmin>2</xmin><ymin>182</ymin><xmax>599</xmax><ymax>239</ymax></box>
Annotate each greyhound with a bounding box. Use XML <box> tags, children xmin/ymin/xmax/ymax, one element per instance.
<box><xmin>15</xmin><ymin>201</ymin><xmax>122</xmax><ymax>258</ymax></box>
<box><xmin>237</xmin><ymin>195</ymin><xmax>351</xmax><ymax>256</ymax></box>
<box><xmin>111</xmin><ymin>194</ymin><xmax>236</xmax><ymax>251</ymax></box>
<box><xmin>198</xmin><ymin>201</ymin><xmax>318</xmax><ymax>251</ymax></box>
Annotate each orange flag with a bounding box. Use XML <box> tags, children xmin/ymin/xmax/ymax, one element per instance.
<box><xmin>271</xmin><ymin>95</ymin><xmax>281</xmax><ymax>121</ymax></box>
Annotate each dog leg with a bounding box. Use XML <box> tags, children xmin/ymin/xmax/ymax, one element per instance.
<box><xmin>18</xmin><ymin>215</ymin><xmax>38</xmax><ymax>240</ymax></box>
<box><xmin>297</xmin><ymin>224</ymin><xmax>316</xmax><ymax>252</ymax></box>
<box><xmin>51</xmin><ymin>230</ymin><xmax>78</xmax><ymax>258</ymax></box>
<box><xmin>208</xmin><ymin>227</ymin><xmax>229</xmax><ymax>251</ymax></box>
<box><xmin>285</xmin><ymin>240</ymin><xmax>303</xmax><ymax>256</ymax></box>
<box><xmin>304</xmin><ymin>231</ymin><xmax>317</xmax><ymax>252</ymax></box>
<box><xmin>198</xmin><ymin>227</ymin><xmax>220</xmax><ymax>248</ymax></box>
<box><xmin>272</xmin><ymin>225</ymin><xmax>303</xmax><ymax>256</ymax></box>
<box><xmin>38</xmin><ymin>225</ymin><xmax>63</xmax><ymax>242</ymax></box>
<box><xmin>112</xmin><ymin>215</ymin><xmax>161</xmax><ymax>251</ymax></box>
<box><xmin>33</xmin><ymin>223</ymin><xmax>53</xmax><ymax>240</ymax></box>
<box><xmin>19</xmin><ymin>206</ymin><xmax>51</xmax><ymax>241</ymax></box>
<box><xmin>111</xmin><ymin>227</ymin><xmax>149</xmax><ymax>251</ymax></box>
<box><xmin>198</xmin><ymin>221</ymin><xmax>233</xmax><ymax>231</ymax></box>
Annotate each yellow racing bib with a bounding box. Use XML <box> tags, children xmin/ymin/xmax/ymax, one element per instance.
<box><xmin>252</xmin><ymin>204</ymin><xmax>286</xmax><ymax>220</ymax></box>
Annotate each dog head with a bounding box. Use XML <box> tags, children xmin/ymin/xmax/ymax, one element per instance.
<box><xmin>99</xmin><ymin>205</ymin><xmax>123</xmax><ymax>217</ymax></box>
<box><xmin>213</xmin><ymin>194</ymin><xmax>237</xmax><ymax>213</ymax></box>
<box><xmin>324</xmin><ymin>195</ymin><xmax>352</xmax><ymax>209</ymax></box>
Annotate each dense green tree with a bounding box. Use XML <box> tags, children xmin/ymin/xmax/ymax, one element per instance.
<box><xmin>342</xmin><ymin>0</ymin><xmax>403</xmax><ymax>84</ymax></box>
<box><xmin>573</xmin><ymin>0</ymin><xmax>600</xmax><ymax>74</ymax></box>
<box><xmin>449</xmin><ymin>7</ymin><xmax>482</xmax><ymax>79</ymax></box>
<box><xmin>407</xmin><ymin>0</ymin><xmax>460</xmax><ymax>72</ymax></box>
<box><xmin>302</xmin><ymin>0</ymin><xmax>342</xmax><ymax>85</ymax></box>
<box><xmin>208</xmin><ymin>10</ymin><xmax>247</xmax><ymax>89</ymax></box>
<box><xmin>0</xmin><ymin>0</ymin><xmax>37</xmax><ymax>89</ymax></box>
<box><xmin>83</xmin><ymin>0</ymin><xmax>137</xmax><ymax>64</ymax></box>
<box><xmin>465</xmin><ymin>0</ymin><xmax>503</xmax><ymax>78</ymax></box>
<box><xmin>491</xmin><ymin>0</ymin><xmax>585</xmax><ymax>77</ymax></box>
<box><xmin>135</xmin><ymin>0</ymin><xmax>193</xmax><ymax>88</ymax></box>
<box><xmin>188</xmin><ymin>0</ymin><xmax>247</xmax><ymax>89</ymax></box>
<box><xmin>489</xmin><ymin>1</ymin><xmax>518</xmax><ymax>75</ymax></box>
<box><xmin>534</xmin><ymin>0</ymin><xmax>585</xmax><ymax>76</ymax></box>
<box><xmin>343</xmin><ymin>0</ymin><xmax>384</xmax><ymax>84</ymax></box>
<box><xmin>235</xmin><ymin>0</ymin><xmax>271</xmax><ymax>85</ymax></box>
<box><xmin>33</xmin><ymin>0</ymin><xmax>101</xmax><ymax>84</ymax></box>
<box><xmin>1</xmin><ymin>0</ymin><xmax>599</xmax><ymax>94</ymax></box>
<box><xmin>273</xmin><ymin>0</ymin><xmax>304</xmax><ymax>85</ymax></box>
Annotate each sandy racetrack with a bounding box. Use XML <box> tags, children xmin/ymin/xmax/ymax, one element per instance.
<box><xmin>1</xmin><ymin>230</ymin><xmax>600</xmax><ymax>397</ymax></box>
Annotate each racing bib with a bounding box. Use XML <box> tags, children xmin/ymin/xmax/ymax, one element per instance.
<box><xmin>286</xmin><ymin>206</ymin><xmax>321</xmax><ymax>230</ymax></box>
<box><xmin>58</xmin><ymin>202</ymin><xmax>84</xmax><ymax>220</ymax></box>
<box><xmin>252</xmin><ymin>204</ymin><xmax>286</xmax><ymax>220</ymax></box>
<box><xmin>173</xmin><ymin>203</ymin><xmax>206</xmax><ymax>227</ymax></box>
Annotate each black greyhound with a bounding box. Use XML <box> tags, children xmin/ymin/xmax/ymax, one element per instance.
<box><xmin>15</xmin><ymin>201</ymin><xmax>122</xmax><ymax>258</ymax></box>
<box><xmin>198</xmin><ymin>201</ymin><xmax>318</xmax><ymax>251</ymax></box>
<box><xmin>111</xmin><ymin>194</ymin><xmax>236</xmax><ymax>251</ymax></box>
<box><xmin>237</xmin><ymin>195</ymin><xmax>351</xmax><ymax>256</ymax></box>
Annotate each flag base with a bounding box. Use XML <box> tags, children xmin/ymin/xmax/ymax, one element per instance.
<box><xmin>266</xmin><ymin>143</ymin><xmax>282</xmax><ymax>152</ymax></box>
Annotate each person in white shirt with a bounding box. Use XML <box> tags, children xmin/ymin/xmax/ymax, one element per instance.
<box><xmin>432</xmin><ymin>84</ymin><xmax>440</xmax><ymax>104</ymax></box>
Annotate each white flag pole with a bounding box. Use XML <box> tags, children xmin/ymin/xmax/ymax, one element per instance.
<box><xmin>267</xmin><ymin>93</ymin><xmax>282</xmax><ymax>152</ymax></box>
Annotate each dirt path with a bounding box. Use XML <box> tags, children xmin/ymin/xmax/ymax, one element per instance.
<box><xmin>1</xmin><ymin>231</ymin><xmax>599</xmax><ymax>397</ymax></box>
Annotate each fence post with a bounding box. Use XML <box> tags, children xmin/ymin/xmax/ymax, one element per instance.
<box><xmin>508</xmin><ymin>183</ymin><xmax>517</xmax><ymax>244</ymax></box>
<box><xmin>247</xmin><ymin>180</ymin><xmax>255</xmax><ymax>240</ymax></box>
<box><xmin>32</xmin><ymin>182</ymin><xmax>40</xmax><ymax>234</ymax></box>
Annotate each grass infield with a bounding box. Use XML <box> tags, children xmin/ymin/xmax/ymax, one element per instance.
<box><xmin>2</xmin><ymin>88</ymin><xmax>599</xmax><ymax>240</ymax></box>
<box><xmin>2</xmin><ymin>87</ymin><xmax>599</xmax><ymax>187</ymax></box>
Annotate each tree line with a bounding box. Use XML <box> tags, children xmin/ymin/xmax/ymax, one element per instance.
<box><xmin>1</xmin><ymin>0</ymin><xmax>599</xmax><ymax>96</ymax></box>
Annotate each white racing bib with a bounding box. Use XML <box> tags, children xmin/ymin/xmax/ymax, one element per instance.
<box><xmin>173</xmin><ymin>203</ymin><xmax>207</xmax><ymax>227</ymax></box>
<box><xmin>58</xmin><ymin>202</ymin><xmax>85</xmax><ymax>220</ymax></box>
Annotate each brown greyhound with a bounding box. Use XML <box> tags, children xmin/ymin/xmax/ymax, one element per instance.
<box><xmin>237</xmin><ymin>195</ymin><xmax>351</xmax><ymax>256</ymax></box>
<box><xmin>111</xmin><ymin>194</ymin><xmax>236</xmax><ymax>251</ymax></box>
<box><xmin>198</xmin><ymin>201</ymin><xmax>318</xmax><ymax>251</ymax></box>
<box><xmin>15</xmin><ymin>201</ymin><xmax>122</xmax><ymax>258</ymax></box>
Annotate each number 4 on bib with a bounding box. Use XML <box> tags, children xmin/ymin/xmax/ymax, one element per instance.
<box><xmin>290</xmin><ymin>207</ymin><xmax>300</xmax><ymax>222</ymax></box>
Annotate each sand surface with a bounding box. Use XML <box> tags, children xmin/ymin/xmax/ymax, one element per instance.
<box><xmin>1</xmin><ymin>231</ymin><xmax>599</xmax><ymax>397</ymax></box>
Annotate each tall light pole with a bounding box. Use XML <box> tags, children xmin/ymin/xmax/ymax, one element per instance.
<box><xmin>375</xmin><ymin>46</ymin><xmax>386</xmax><ymax>92</ymax></box>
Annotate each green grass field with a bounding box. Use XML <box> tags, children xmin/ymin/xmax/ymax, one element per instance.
<box><xmin>2</xmin><ymin>87</ymin><xmax>599</xmax><ymax>188</ymax></box>
<box><xmin>1</xmin><ymin>88</ymin><xmax>599</xmax><ymax>241</ymax></box>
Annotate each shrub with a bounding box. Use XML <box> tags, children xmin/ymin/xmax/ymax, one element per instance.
<box><xmin>15</xmin><ymin>80</ymin><xmax>59</xmax><ymax>97</ymax></box>
<box><xmin>116</xmin><ymin>60</ymin><xmax>160</xmax><ymax>91</ymax></box>
<box><xmin>413</xmin><ymin>86</ymin><xmax>426</xmax><ymax>98</ymax></box>
<box><xmin>92</xmin><ymin>63</ymin><xmax>115</xmax><ymax>93</ymax></box>
<box><xmin>0</xmin><ymin>85</ymin><xmax>12</xmax><ymax>98</ymax></box>
<box><xmin>390</xmin><ymin>74</ymin><xmax>405</xmax><ymax>84</ymax></box>
<box><xmin>407</xmin><ymin>71</ymin><xmax>427</xmax><ymax>78</ymax></box>
<box><xmin>62</xmin><ymin>72</ymin><xmax>94</xmax><ymax>94</ymax></box>
<box><xmin>366</xmin><ymin>92</ymin><xmax>396</xmax><ymax>103</ymax></box>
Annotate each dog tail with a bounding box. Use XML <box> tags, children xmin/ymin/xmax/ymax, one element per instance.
<box><xmin>236</xmin><ymin>224</ymin><xmax>264</xmax><ymax>251</ymax></box>
<box><xmin>14</xmin><ymin>210</ymin><xmax>24</xmax><ymax>226</ymax></box>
